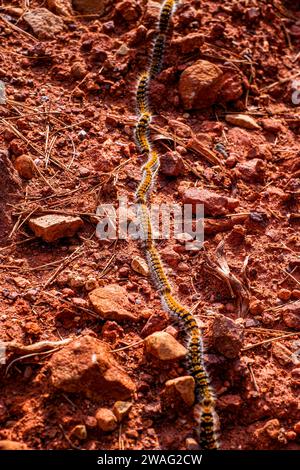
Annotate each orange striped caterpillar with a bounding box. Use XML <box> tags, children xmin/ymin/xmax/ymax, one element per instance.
<box><xmin>134</xmin><ymin>0</ymin><xmax>219</xmax><ymax>450</ymax></box>
<box><xmin>146</xmin><ymin>245</ymin><xmax>172</xmax><ymax>294</ymax></box>
<box><xmin>159</xmin><ymin>0</ymin><xmax>177</xmax><ymax>34</ymax></box>
<box><xmin>136</xmin><ymin>72</ymin><xmax>150</xmax><ymax>115</ymax></box>
<box><xmin>135</xmin><ymin>112</ymin><xmax>152</xmax><ymax>153</ymax></box>
<box><xmin>149</xmin><ymin>34</ymin><xmax>166</xmax><ymax>78</ymax></box>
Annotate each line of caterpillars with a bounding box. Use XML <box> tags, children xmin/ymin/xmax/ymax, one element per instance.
<box><xmin>134</xmin><ymin>0</ymin><xmax>219</xmax><ymax>449</ymax></box>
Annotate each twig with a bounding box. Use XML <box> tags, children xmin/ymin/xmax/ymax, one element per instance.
<box><xmin>242</xmin><ymin>332</ymin><xmax>300</xmax><ymax>351</ymax></box>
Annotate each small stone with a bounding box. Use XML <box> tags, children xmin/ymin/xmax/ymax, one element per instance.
<box><xmin>71</xmin><ymin>61</ymin><xmax>87</xmax><ymax>80</ymax></box>
<box><xmin>291</xmin><ymin>289</ymin><xmax>300</xmax><ymax>300</ymax></box>
<box><xmin>282</xmin><ymin>301</ymin><xmax>300</xmax><ymax>329</ymax></box>
<box><xmin>144</xmin><ymin>331</ymin><xmax>187</xmax><ymax>361</ymax></box>
<box><xmin>0</xmin><ymin>440</ymin><xmax>28</xmax><ymax>450</ymax></box>
<box><xmin>261</xmin><ymin>118</ymin><xmax>284</xmax><ymax>134</ymax></box>
<box><xmin>225</xmin><ymin>114</ymin><xmax>260</xmax><ymax>130</ymax></box>
<box><xmin>179</xmin><ymin>60</ymin><xmax>223</xmax><ymax>109</ymax></box>
<box><xmin>236</xmin><ymin>159</ymin><xmax>265</xmax><ymax>183</ymax></box>
<box><xmin>116</xmin><ymin>44</ymin><xmax>129</xmax><ymax>56</ymax></box>
<box><xmin>115</xmin><ymin>0</ymin><xmax>142</xmax><ymax>22</ymax></box>
<box><xmin>96</xmin><ymin>408</ymin><xmax>118</xmax><ymax>432</ymax></box>
<box><xmin>29</xmin><ymin>214</ymin><xmax>83</xmax><ymax>242</ymax></box>
<box><xmin>294</xmin><ymin>421</ymin><xmax>300</xmax><ymax>435</ymax></box>
<box><xmin>85</xmin><ymin>277</ymin><xmax>98</xmax><ymax>291</ymax></box>
<box><xmin>112</xmin><ymin>401</ymin><xmax>132</xmax><ymax>422</ymax></box>
<box><xmin>254</xmin><ymin>419</ymin><xmax>280</xmax><ymax>441</ymax></box>
<box><xmin>72</xmin><ymin>0</ymin><xmax>111</xmax><ymax>15</ymax></box>
<box><xmin>47</xmin><ymin>0</ymin><xmax>73</xmax><ymax>17</ymax></box>
<box><xmin>277</xmin><ymin>288</ymin><xmax>291</xmax><ymax>301</ymax></box>
<box><xmin>212</xmin><ymin>314</ymin><xmax>244</xmax><ymax>359</ymax></box>
<box><xmin>49</xmin><ymin>335</ymin><xmax>135</xmax><ymax>400</ymax></box>
<box><xmin>161</xmin><ymin>376</ymin><xmax>195</xmax><ymax>408</ymax></box>
<box><xmin>182</xmin><ymin>188</ymin><xmax>239</xmax><ymax>216</ymax></box>
<box><xmin>185</xmin><ymin>437</ymin><xmax>199</xmax><ymax>450</ymax></box>
<box><xmin>160</xmin><ymin>151</ymin><xmax>184</xmax><ymax>177</ymax></box>
<box><xmin>131</xmin><ymin>256</ymin><xmax>149</xmax><ymax>276</ymax></box>
<box><xmin>272</xmin><ymin>343</ymin><xmax>297</xmax><ymax>366</ymax></box>
<box><xmin>161</xmin><ymin>247</ymin><xmax>180</xmax><ymax>267</ymax></box>
<box><xmin>14</xmin><ymin>155</ymin><xmax>35</xmax><ymax>179</ymax></box>
<box><xmin>249</xmin><ymin>299</ymin><xmax>264</xmax><ymax>315</ymax></box>
<box><xmin>89</xmin><ymin>284</ymin><xmax>137</xmax><ymax>321</ymax></box>
<box><xmin>13</xmin><ymin>276</ymin><xmax>30</xmax><ymax>289</ymax></box>
<box><xmin>70</xmin><ymin>424</ymin><xmax>87</xmax><ymax>440</ymax></box>
<box><xmin>85</xmin><ymin>416</ymin><xmax>97</xmax><ymax>428</ymax></box>
<box><xmin>23</xmin><ymin>8</ymin><xmax>64</xmax><ymax>39</ymax></box>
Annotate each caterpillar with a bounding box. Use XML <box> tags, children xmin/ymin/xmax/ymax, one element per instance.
<box><xmin>134</xmin><ymin>0</ymin><xmax>219</xmax><ymax>450</ymax></box>
<box><xmin>159</xmin><ymin>0</ymin><xmax>177</xmax><ymax>34</ymax></box>
<box><xmin>136</xmin><ymin>72</ymin><xmax>150</xmax><ymax>115</ymax></box>
<box><xmin>149</xmin><ymin>34</ymin><xmax>166</xmax><ymax>78</ymax></box>
<box><xmin>135</xmin><ymin>112</ymin><xmax>152</xmax><ymax>154</ymax></box>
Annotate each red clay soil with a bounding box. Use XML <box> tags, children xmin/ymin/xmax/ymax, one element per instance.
<box><xmin>0</xmin><ymin>0</ymin><xmax>300</xmax><ymax>450</ymax></box>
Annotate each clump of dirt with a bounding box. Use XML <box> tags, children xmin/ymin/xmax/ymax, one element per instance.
<box><xmin>0</xmin><ymin>0</ymin><xmax>300</xmax><ymax>451</ymax></box>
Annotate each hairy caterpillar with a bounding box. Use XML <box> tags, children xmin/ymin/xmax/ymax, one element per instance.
<box><xmin>136</xmin><ymin>72</ymin><xmax>150</xmax><ymax>115</ymax></box>
<box><xmin>159</xmin><ymin>0</ymin><xmax>177</xmax><ymax>34</ymax></box>
<box><xmin>134</xmin><ymin>0</ymin><xmax>219</xmax><ymax>450</ymax></box>
<box><xmin>135</xmin><ymin>112</ymin><xmax>152</xmax><ymax>154</ymax></box>
<box><xmin>146</xmin><ymin>245</ymin><xmax>172</xmax><ymax>294</ymax></box>
<box><xmin>149</xmin><ymin>34</ymin><xmax>166</xmax><ymax>78</ymax></box>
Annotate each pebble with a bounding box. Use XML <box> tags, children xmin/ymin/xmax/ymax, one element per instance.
<box><xmin>282</xmin><ymin>301</ymin><xmax>300</xmax><ymax>329</ymax></box>
<box><xmin>85</xmin><ymin>277</ymin><xmax>98</xmax><ymax>291</ymax></box>
<box><xmin>161</xmin><ymin>376</ymin><xmax>195</xmax><ymax>408</ymax></box>
<box><xmin>160</xmin><ymin>151</ymin><xmax>184</xmax><ymax>177</ymax></box>
<box><xmin>73</xmin><ymin>0</ymin><xmax>110</xmax><ymax>15</ymax></box>
<box><xmin>182</xmin><ymin>187</ymin><xmax>239</xmax><ymax>216</ymax></box>
<box><xmin>277</xmin><ymin>288</ymin><xmax>291</xmax><ymax>301</ymax></box>
<box><xmin>29</xmin><ymin>214</ymin><xmax>83</xmax><ymax>243</ymax></box>
<box><xmin>294</xmin><ymin>421</ymin><xmax>300</xmax><ymax>435</ymax></box>
<box><xmin>185</xmin><ymin>437</ymin><xmax>199</xmax><ymax>450</ymax></box>
<box><xmin>14</xmin><ymin>155</ymin><xmax>35</xmax><ymax>179</ymax></box>
<box><xmin>48</xmin><ymin>335</ymin><xmax>136</xmax><ymax>400</ymax></box>
<box><xmin>236</xmin><ymin>159</ymin><xmax>265</xmax><ymax>183</ymax></box>
<box><xmin>95</xmin><ymin>408</ymin><xmax>118</xmax><ymax>432</ymax></box>
<box><xmin>116</xmin><ymin>44</ymin><xmax>129</xmax><ymax>56</ymax></box>
<box><xmin>70</xmin><ymin>424</ymin><xmax>87</xmax><ymax>440</ymax></box>
<box><xmin>144</xmin><ymin>331</ymin><xmax>187</xmax><ymax>361</ymax></box>
<box><xmin>89</xmin><ymin>284</ymin><xmax>137</xmax><ymax>321</ymax></box>
<box><xmin>212</xmin><ymin>314</ymin><xmax>244</xmax><ymax>359</ymax></box>
<box><xmin>112</xmin><ymin>401</ymin><xmax>132</xmax><ymax>422</ymax></box>
<box><xmin>179</xmin><ymin>60</ymin><xmax>222</xmax><ymax>109</ymax></box>
<box><xmin>23</xmin><ymin>8</ymin><xmax>64</xmax><ymax>39</ymax></box>
<box><xmin>272</xmin><ymin>343</ymin><xmax>298</xmax><ymax>366</ymax></box>
<box><xmin>225</xmin><ymin>114</ymin><xmax>260</xmax><ymax>130</ymax></box>
<box><xmin>131</xmin><ymin>256</ymin><xmax>149</xmax><ymax>276</ymax></box>
<box><xmin>0</xmin><ymin>440</ymin><xmax>29</xmax><ymax>450</ymax></box>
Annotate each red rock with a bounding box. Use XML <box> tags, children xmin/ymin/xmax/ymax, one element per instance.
<box><xmin>14</xmin><ymin>155</ymin><xmax>35</xmax><ymax>179</ymax></box>
<box><xmin>29</xmin><ymin>214</ymin><xmax>83</xmax><ymax>242</ymax></box>
<box><xmin>112</xmin><ymin>401</ymin><xmax>132</xmax><ymax>422</ymax></box>
<box><xmin>73</xmin><ymin>0</ymin><xmax>111</xmax><ymax>15</ymax></box>
<box><xmin>144</xmin><ymin>332</ymin><xmax>187</xmax><ymax>361</ymax></box>
<box><xmin>160</xmin><ymin>151</ymin><xmax>184</xmax><ymax>177</ymax></box>
<box><xmin>115</xmin><ymin>0</ymin><xmax>142</xmax><ymax>22</ymax></box>
<box><xmin>249</xmin><ymin>299</ymin><xmax>264</xmax><ymax>315</ymax></box>
<box><xmin>174</xmin><ymin>33</ymin><xmax>204</xmax><ymax>54</ymax></box>
<box><xmin>95</xmin><ymin>408</ymin><xmax>118</xmax><ymax>432</ymax></box>
<box><xmin>272</xmin><ymin>343</ymin><xmax>297</xmax><ymax>366</ymax></box>
<box><xmin>218</xmin><ymin>71</ymin><xmax>244</xmax><ymax>103</ymax></box>
<box><xmin>70</xmin><ymin>61</ymin><xmax>87</xmax><ymax>80</ymax></box>
<box><xmin>161</xmin><ymin>247</ymin><xmax>180</xmax><ymax>267</ymax></box>
<box><xmin>261</xmin><ymin>118</ymin><xmax>284</xmax><ymax>134</ymax></box>
<box><xmin>182</xmin><ymin>188</ymin><xmax>239</xmax><ymax>216</ymax></box>
<box><xmin>212</xmin><ymin>314</ymin><xmax>244</xmax><ymax>359</ymax></box>
<box><xmin>161</xmin><ymin>376</ymin><xmax>195</xmax><ymax>409</ymax></box>
<box><xmin>254</xmin><ymin>419</ymin><xmax>281</xmax><ymax>442</ymax></box>
<box><xmin>291</xmin><ymin>289</ymin><xmax>300</xmax><ymax>300</ymax></box>
<box><xmin>247</xmin><ymin>144</ymin><xmax>273</xmax><ymax>161</ymax></box>
<box><xmin>294</xmin><ymin>421</ymin><xmax>300</xmax><ymax>435</ymax></box>
<box><xmin>282</xmin><ymin>301</ymin><xmax>300</xmax><ymax>329</ymax></box>
<box><xmin>179</xmin><ymin>60</ymin><xmax>223</xmax><ymax>109</ymax></box>
<box><xmin>0</xmin><ymin>440</ymin><xmax>29</xmax><ymax>450</ymax></box>
<box><xmin>141</xmin><ymin>314</ymin><xmax>168</xmax><ymax>337</ymax></box>
<box><xmin>23</xmin><ymin>8</ymin><xmax>65</xmax><ymax>39</ymax></box>
<box><xmin>48</xmin><ymin>335</ymin><xmax>136</xmax><ymax>400</ymax></box>
<box><xmin>277</xmin><ymin>288</ymin><xmax>291</xmax><ymax>301</ymax></box>
<box><xmin>236</xmin><ymin>159</ymin><xmax>265</xmax><ymax>183</ymax></box>
<box><xmin>218</xmin><ymin>394</ymin><xmax>242</xmax><ymax>410</ymax></box>
<box><xmin>47</xmin><ymin>0</ymin><xmax>73</xmax><ymax>16</ymax></box>
<box><xmin>89</xmin><ymin>284</ymin><xmax>137</xmax><ymax>321</ymax></box>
